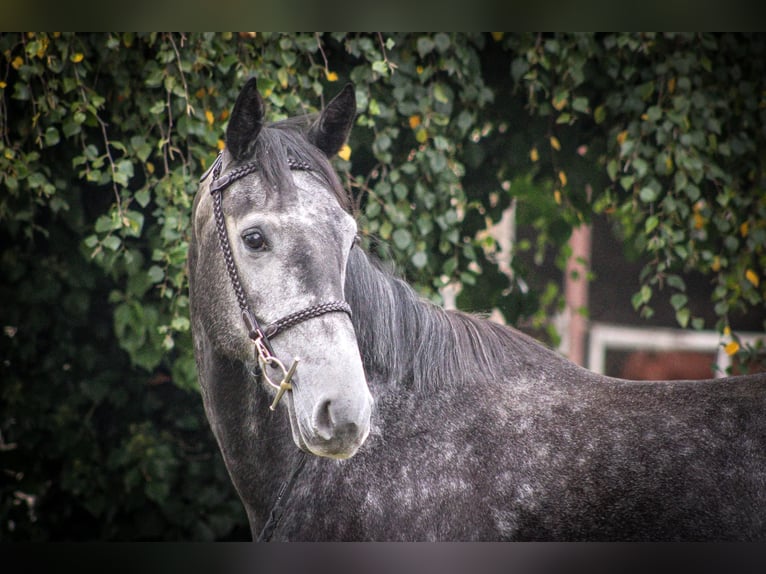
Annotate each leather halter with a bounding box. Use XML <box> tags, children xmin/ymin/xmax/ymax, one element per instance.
<box><xmin>204</xmin><ymin>151</ymin><xmax>352</xmax><ymax>408</ymax></box>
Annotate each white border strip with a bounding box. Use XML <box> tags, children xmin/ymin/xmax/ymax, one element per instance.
<box><xmin>588</xmin><ymin>322</ymin><xmax>763</xmax><ymax>378</ymax></box>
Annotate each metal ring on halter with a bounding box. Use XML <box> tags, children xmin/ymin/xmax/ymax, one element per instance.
<box><xmin>254</xmin><ymin>333</ymin><xmax>300</xmax><ymax>410</ymax></box>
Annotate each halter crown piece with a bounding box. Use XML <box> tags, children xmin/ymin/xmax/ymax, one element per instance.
<box><xmin>205</xmin><ymin>151</ymin><xmax>352</xmax><ymax>410</ymax></box>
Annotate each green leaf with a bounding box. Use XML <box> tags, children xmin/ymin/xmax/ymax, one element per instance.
<box><xmin>572</xmin><ymin>97</ymin><xmax>589</xmax><ymax>113</ymax></box>
<box><xmin>379</xmin><ymin>221</ymin><xmax>392</xmax><ymax>240</ymax></box>
<box><xmin>62</xmin><ymin>119</ymin><xmax>81</xmax><ymax>138</ymax></box>
<box><xmin>149</xmin><ymin>100</ymin><xmax>165</xmax><ymax>115</ymax></box>
<box><xmin>365</xmin><ymin>201</ymin><xmax>381</xmax><ymax>218</ymax></box>
<box><xmin>594</xmin><ymin>105</ymin><xmax>606</xmax><ymax>124</ymax></box>
<box><xmin>103</xmin><ymin>235</ymin><xmax>121</xmax><ymax>251</ymax></box>
<box><xmin>511</xmin><ymin>58</ymin><xmax>528</xmax><ymax>82</ymax></box>
<box><xmin>639</xmin><ymin>80</ymin><xmax>655</xmax><ymax>100</ymax></box>
<box><xmin>44</xmin><ymin>126</ymin><xmax>60</xmax><ymax>146</ymax></box>
<box><xmin>620</xmin><ymin>176</ymin><xmax>635</xmax><ymax>191</ymax></box>
<box><xmin>371</xmin><ymin>60</ymin><xmax>388</xmax><ymax>75</ymax></box>
<box><xmin>411</xmin><ymin>251</ymin><xmax>428</xmax><ymax>269</ymax></box>
<box><xmin>416</xmin><ymin>36</ymin><xmax>435</xmax><ymax>57</ymax></box>
<box><xmin>675</xmin><ymin>307</ymin><xmax>690</xmax><ymax>328</ymax></box>
<box><xmin>632</xmin><ymin>158</ymin><xmax>648</xmax><ymax>178</ymax></box>
<box><xmin>670</xmin><ymin>293</ymin><xmax>688</xmax><ymax>311</ymax></box>
<box><xmin>442</xmin><ymin>257</ymin><xmax>457</xmax><ymax>276</ymax></box>
<box><xmin>276</xmin><ymin>67</ymin><xmax>289</xmax><ymax>88</ymax></box>
<box><xmin>148</xmin><ymin>265</ymin><xmax>164</xmax><ymax>283</ymax></box>
<box><xmin>460</xmin><ymin>271</ymin><xmax>476</xmax><ymax>286</ymax></box>
<box><xmin>666</xmin><ymin>274</ymin><xmax>686</xmax><ymax>291</ymax></box>
<box><xmin>639</xmin><ymin>187</ymin><xmax>658</xmax><ymax>203</ymax></box>
<box><xmin>171</xmin><ymin>316</ymin><xmax>190</xmax><ymax>331</ymax></box>
<box><xmin>392</xmin><ymin>228</ymin><xmax>412</xmax><ymax>250</ymax></box>
<box><xmin>607</xmin><ymin>159</ymin><xmax>618</xmax><ymax>181</ymax></box>
<box><xmin>433</xmin><ymin>83</ymin><xmax>450</xmax><ymax>104</ymax></box>
<box><xmin>433</xmin><ymin>33</ymin><xmax>450</xmax><ymax>53</ymax></box>
<box><xmin>123</xmin><ymin>210</ymin><xmax>144</xmax><ymax>237</ymax></box>
<box><xmin>640</xmin><ymin>285</ymin><xmax>652</xmax><ymax>304</ymax></box>
<box><xmin>135</xmin><ymin>189</ymin><xmax>151</xmax><ymax>208</ymax></box>
<box><xmin>645</xmin><ymin>215</ymin><xmax>659</xmax><ymax>233</ymax></box>
<box><xmin>646</xmin><ymin>105</ymin><xmax>662</xmax><ymax>122</ymax></box>
<box><xmin>95</xmin><ymin>214</ymin><xmax>120</xmax><ymax>233</ymax></box>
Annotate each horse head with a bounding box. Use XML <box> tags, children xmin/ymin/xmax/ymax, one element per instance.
<box><xmin>190</xmin><ymin>79</ymin><xmax>372</xmax><ymax>460</ymax></box>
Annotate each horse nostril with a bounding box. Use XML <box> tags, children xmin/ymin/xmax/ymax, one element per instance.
<box><xmin>312</xmin><ymin>397</ymin><xmax>361</xmax><ymax>442</ymax></box>
<box><xmin>312</xmin><ymin>398</ymin><xmax>336</xmax><ymax>440</ymax></box>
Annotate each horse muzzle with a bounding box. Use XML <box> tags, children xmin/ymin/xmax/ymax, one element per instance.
<box><xmin>291</xmin><ymin>385</ymin><xmax>373</xmax><ymax>459</ymax></box>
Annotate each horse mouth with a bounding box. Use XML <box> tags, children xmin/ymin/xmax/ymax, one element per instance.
<box><xmin>303</xmin><ymin>422</ymin><xmax>370</xmax><ymax>459</ymax></box>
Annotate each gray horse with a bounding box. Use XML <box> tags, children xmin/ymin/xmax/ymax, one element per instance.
<box><xmin>189</xmin><ymin>78</ymin><xmax>766</xmax><ymax>541</ymax></box>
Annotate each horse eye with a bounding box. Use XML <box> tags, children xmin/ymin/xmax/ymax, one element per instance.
<box><xmin>242</xmin><ymin>229</ymin><xmax>267</xmax><ymax>251</ymax></box>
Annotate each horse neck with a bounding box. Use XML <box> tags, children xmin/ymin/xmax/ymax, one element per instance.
<box><xmin>345</xmin><ymin>247</ymin><xmax>529</xmax><ymax>391</ymax></box>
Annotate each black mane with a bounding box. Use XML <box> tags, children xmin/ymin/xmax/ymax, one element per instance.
<box><xmin>344</xmin><ymin>246</ymin><xmax>555</xmax><ymax>391</ymax></box>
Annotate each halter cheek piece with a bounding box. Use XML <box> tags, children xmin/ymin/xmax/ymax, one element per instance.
<box><xmin>205</xmin><ymin>151</ymin><xmax>352</xmax><ymax>410</ymax></box>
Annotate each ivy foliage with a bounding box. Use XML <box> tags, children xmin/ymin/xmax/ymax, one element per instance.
<box><xmin>1</xmin><ymin>33</ymin><xmax>764</xmax><ymax>540</ymax></box>
<box><xmin>500</xmin><ymin>33</ymin><xmax>766</xmax><ymax>337</ymax></box>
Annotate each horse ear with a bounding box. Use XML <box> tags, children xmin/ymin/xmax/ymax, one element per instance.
<box><xmin>226</xmin><ymin>77</ymin><xmax>265</xmax><ymax>162</ymax></box>
<box><xmin>308</xmin><ymin>84</ymin><xmax>356</xmax><ymax>157</ymax></box>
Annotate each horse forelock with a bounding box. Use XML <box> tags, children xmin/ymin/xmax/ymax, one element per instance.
<box><xmin>233</xmin><ymin>115</ymin><xmax>352</xmax><ymax>213</ymax></box>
